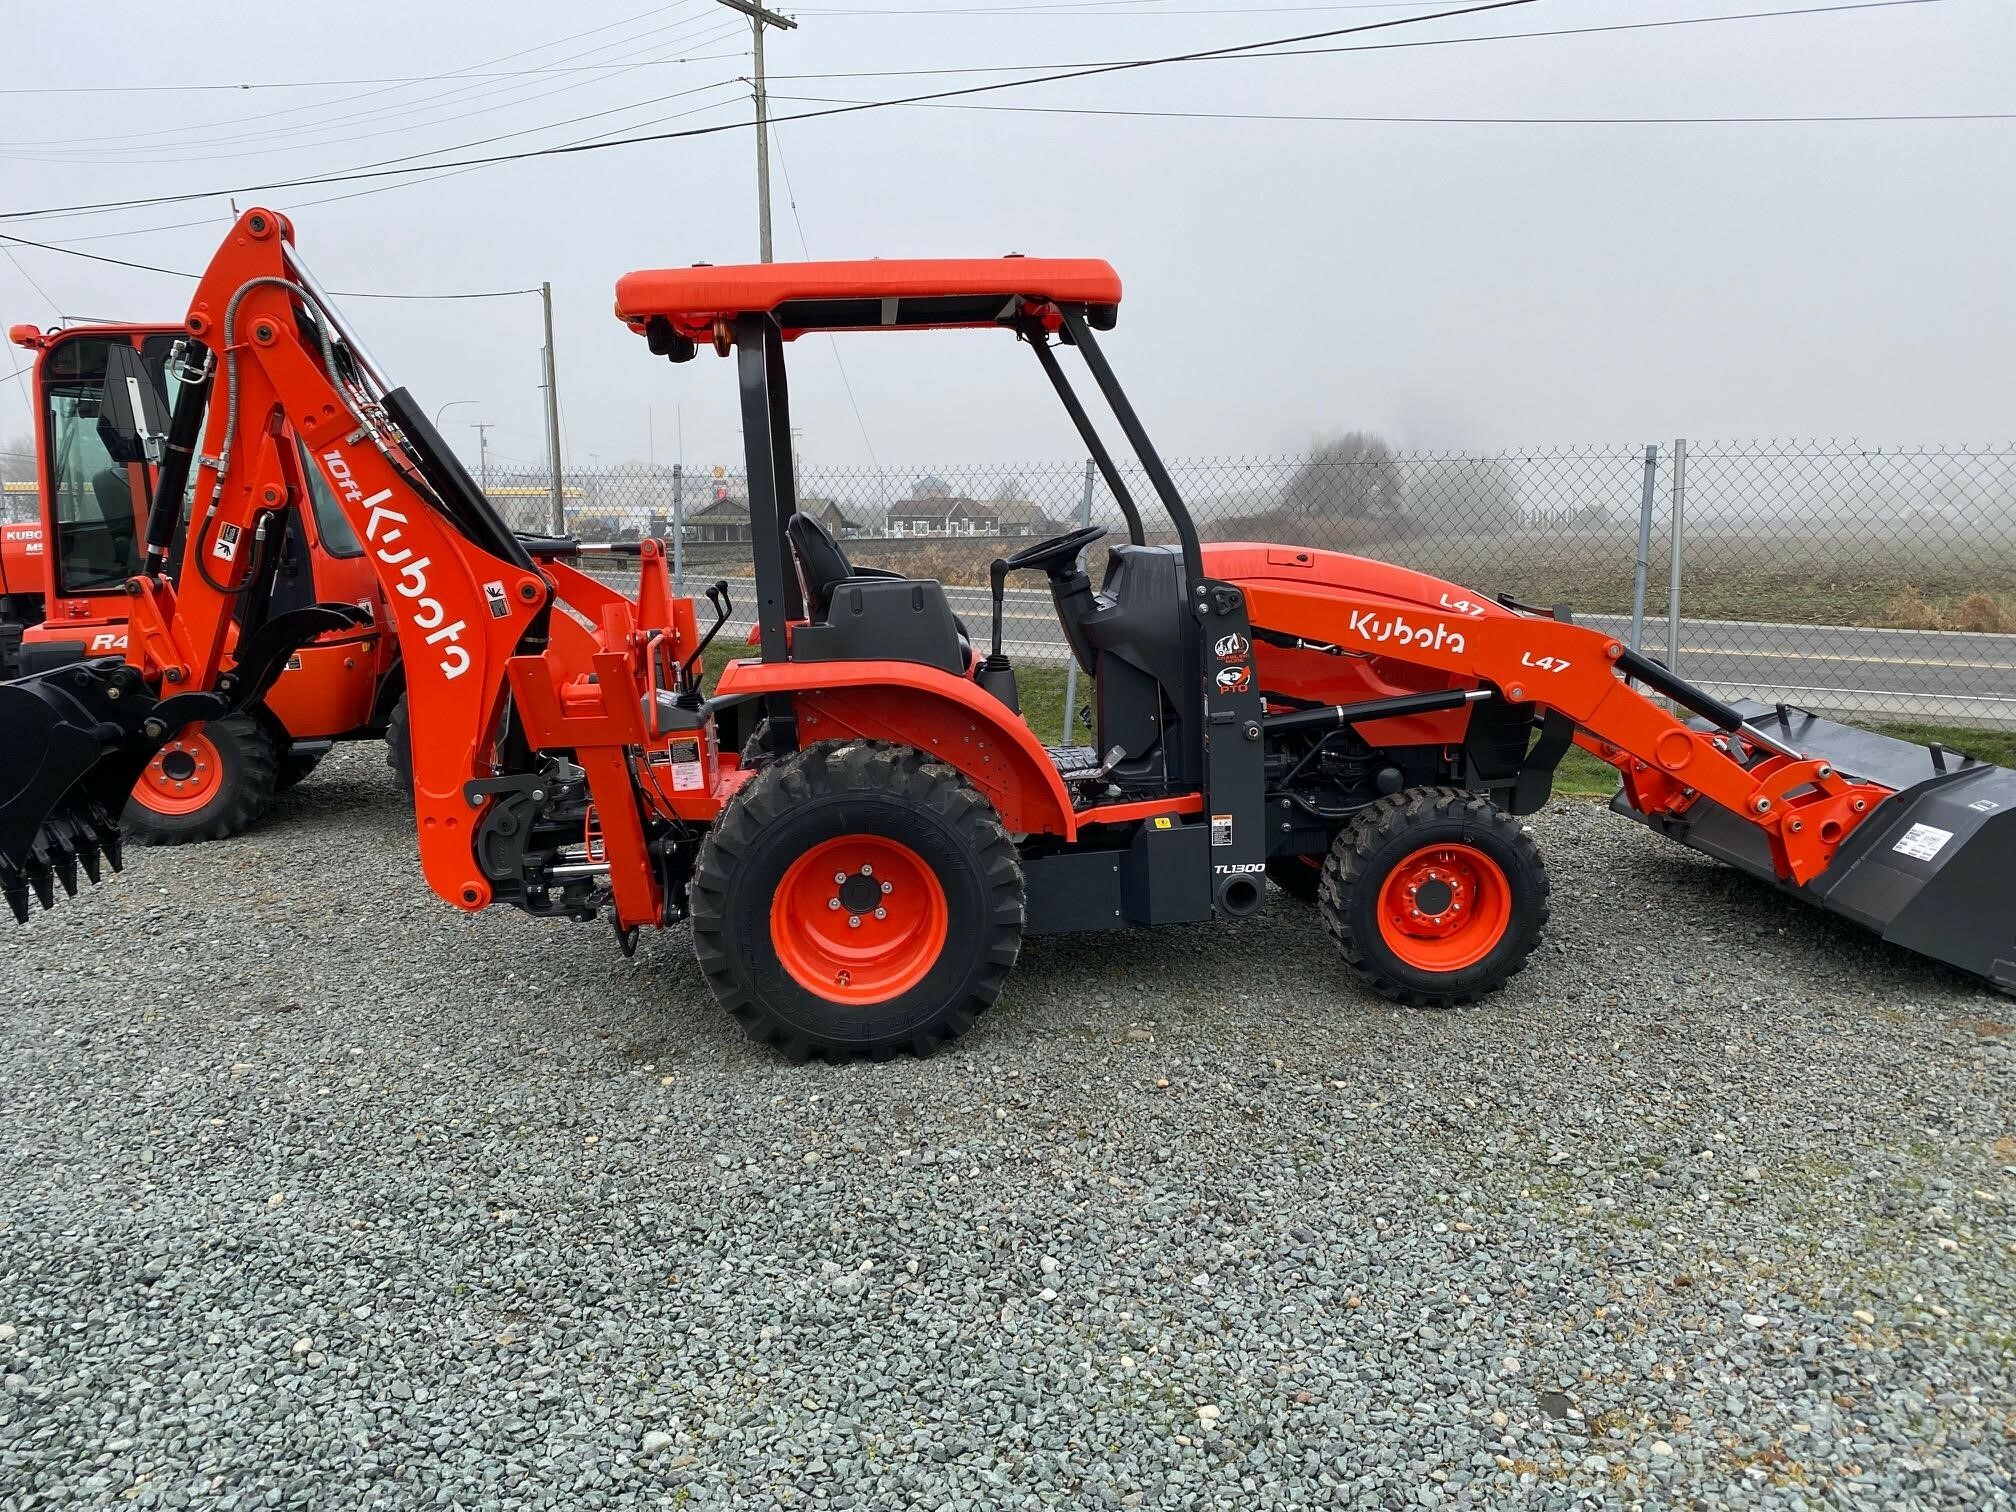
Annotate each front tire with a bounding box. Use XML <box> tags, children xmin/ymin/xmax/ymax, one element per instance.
<box><xmin>124</xmin><ymin>714</ymin><xmax>280</xmax><ymax>846</ymax></box>
<box><xmin>690</xmin><ymin>741</ymin><xmax>1025</xmax><ymax>1063</ymax></box>
<box><xmin>1320</xmin><ymin>787</ymin><xmax>1549</xmax><ymax>1007</ymax></box>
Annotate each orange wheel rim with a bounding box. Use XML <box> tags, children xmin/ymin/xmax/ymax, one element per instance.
<box><xmin>133</xmin><ymin>727</ymin><xmax>224</xmax><ymax>816</ymax></box>
<box><xmin>1375</xmin><ymin>842</ymin><xmax>1511</xmax><ymax>972</ymax></box>
<box><xmin>772</xmin><ymin>835</ymin><xmax>949</xmax><ymax>1005</ymax></box>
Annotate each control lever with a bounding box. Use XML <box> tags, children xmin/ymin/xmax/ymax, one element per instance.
<box><xmin>680</xmin><ymin>579</ymin><xmax>733</xmax><ymax>698</ymax></box>
<box><xmin>974</xmin><ymin>557</ymin><xmax>1020</xmax><ymax>712</ymax></box>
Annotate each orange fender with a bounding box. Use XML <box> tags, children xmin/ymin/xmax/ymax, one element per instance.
<box><xmin>711</xmin><ymin>658</ymin><xmax>1077</xmax><ymax>839</ymax></box>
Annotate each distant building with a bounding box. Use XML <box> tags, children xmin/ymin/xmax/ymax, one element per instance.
<box><xmin>685</xmin><ymin>485</ymin><xmax>861</xmax><ymax>544</ymax></box>
<box><xmin>887</xmin><ymin>476</ymin><xmax>1063</xmax><ymax>538</ymax></box>
<box><xmin>484</xmin><ymin>485</ymin><xmax>586</xmax><ymax>534</ymax></box>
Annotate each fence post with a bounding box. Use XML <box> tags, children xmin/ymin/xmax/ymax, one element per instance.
<box><xmin>1666</xmin><ymin>438</ymin><xmax>1687</xmax><ymax>674</ymax></box>
<box><xmin>1628</xmin><ymin>443</ymin><xmax>1660</xmax><ymax>652</ymax></box>
<box><xmin>672</xmin><ymin>462</ymin><xmax>685</xmax><ymax>595</ymax></box>
<box><xmin>1061</xmin><ymin>457</ymin><xmax>1096</xmax><ymax>745</ymax></box>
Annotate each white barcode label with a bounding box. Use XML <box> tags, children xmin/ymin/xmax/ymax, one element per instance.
<box><xmin>1892</xmin><ymin>823</ymin><xmax>1954</xmax><ymax>862</ymax></box>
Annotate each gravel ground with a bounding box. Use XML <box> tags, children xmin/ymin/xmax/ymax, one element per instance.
<box><xmin>1</xmin><ymin>746</ymin><xmax>2012</xmax><ymax>1511</ymax></box>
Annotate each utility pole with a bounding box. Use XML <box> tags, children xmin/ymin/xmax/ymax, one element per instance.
<box><xmin>540</xmin><ymin>281</ymin><xmax>566</xmax><ymax>535</ymax></box>
<box><xmin>716</xmin><ymin>0</ymin><xmax>797</xmax><ymax>262</ymax></box>
<box><xmin>471</xmin><ymin>422</ymin><xmax>494</xmax><ymax>498</ymax></box>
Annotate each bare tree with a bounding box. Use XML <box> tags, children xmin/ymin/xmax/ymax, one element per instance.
<box><xmin>1280</xmin><ymin>431</ymin><xmax>1403</xmax><ymax>519</ymax></box>
<box><xmin>0</xmin><ymin>435</ymin><xmax>35</xmax><ymax>484</ymax></box>
<box><xmin>1406</xmin><ymin>455</ymin><xmax>1522</xmax><ymax>533</ymax></box>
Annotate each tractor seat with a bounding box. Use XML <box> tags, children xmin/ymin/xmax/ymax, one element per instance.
<box><xmin>784</xmin><ymin>512</ymin><xmax>974</xmax><ymax>674</ymax></box>
<box><xmin>787</xmin><ymin>512</ymin><xmax>908</xmax><ymax>619</ymax></box>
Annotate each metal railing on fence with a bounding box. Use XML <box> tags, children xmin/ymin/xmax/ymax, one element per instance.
<box><xmin>488</xmin><ymin>439</ymin><xmax>2016</xmax><ymax>729</ymax></box>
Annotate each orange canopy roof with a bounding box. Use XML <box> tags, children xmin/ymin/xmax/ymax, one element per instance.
<box><xmin>614</xmin><ymin>257</ymin><xmax>1122</xmax><ymax>342</ymax></box>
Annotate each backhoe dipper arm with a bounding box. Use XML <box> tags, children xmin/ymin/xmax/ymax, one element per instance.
<box><xmin>1238</xmin><ymin>576</ymin><xmax>1892</xmax><ymax>886</ymax></box>
<box><xmin>155</xmin><ymin>209</ymin><xmax>554</xmax><ymax>910</ymax></box>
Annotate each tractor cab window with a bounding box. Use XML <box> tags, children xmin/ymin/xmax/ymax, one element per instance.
<box><xmin>41</xmin><ymin>335</ymin><xmax>144</xmax><ymax>593</ymax></box>
<box><xmin>298</xmin><ymin>441</ymin><xmax>363</xmax><ymax>557</ymax></box>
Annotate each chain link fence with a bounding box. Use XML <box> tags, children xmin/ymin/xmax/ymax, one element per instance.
<box><xmin>497</xmin><ymin>439</ymin><xmax>2016</xmax><ymax>729</ymax></box>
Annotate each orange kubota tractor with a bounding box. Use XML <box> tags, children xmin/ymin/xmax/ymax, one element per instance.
<box><xmin>4</xmin><ymin>320</ymin><xmax>401</xmax><ymax>843</ymax></box>
<box><xmin>4</xmin><ymin>209</ymin><xmax>2010</xmax><ymax>1062</ymax></box>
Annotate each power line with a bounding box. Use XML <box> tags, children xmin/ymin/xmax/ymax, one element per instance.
<box><xmin>2</xmin><ymin>244</ymin><xmax>62</xmax><ymax>314</ymax></box>
<box><xmin>0</xmin><ymin>230</ymin><xmax>547</xmax><ymax>299</ymax></box>
<box><xmin>3</xmin><ymin>16</ymin><xmax>743</xmax><ymax>160</ymax></box>
<box><xmin>1</xmin><ymin>4</ymin><xmax>719</xmax><ymax>154</ymax></box>
<box><xmin>763</xmin><ymin>0</ymin><xmax>1957</xmax><ymax>81</ymax></box>
<box><xmin>770</xmin><ymin>124</ymin><xmax>884</xmax><ymax>475</ymax></box>
<box><xmin>0</xmin><ymin>3</ymin><xmax>1554</xmax><ymax>222</ymax></box>
<box><xmin>778</xmin><ymin>91</ymin><xmax>2015</xmax><ymax>124</ymax></box>
<box><xmin>0</xmin><ymin>0</ymin><xmax>1957</xmax><ymax>226</ymax></box>
<box><xmin>793</xmin><ymin>1</ymin><xmax>1460</xmax><ymax>11</ymax></box>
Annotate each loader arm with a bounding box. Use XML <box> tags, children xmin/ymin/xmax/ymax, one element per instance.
<box><xmin>1226</xmin><ymin>558</ymin><xmax>1893</xmax><ymax>887</ymax></box>
<box><xmin>0</xmin><ymin>209</ymin><xmax>697</xmax><ymax>927</ymax></box>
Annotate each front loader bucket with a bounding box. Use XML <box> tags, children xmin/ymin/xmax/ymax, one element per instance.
<box><xmin>1617</xmin><ymin>702</ymin><xmax>2016</xmax><ymax>991</ymax></box>
<box><xmin>0</xmin><ymin>660</ymin><xmax>163</xmax><ymax>923</ymax></box>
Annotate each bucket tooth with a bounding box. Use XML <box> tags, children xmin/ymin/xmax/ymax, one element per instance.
<box><xmin>25</xmin><ymin>859</ymin><xmax>54</xmax><ymax>912</ymax></box>
<box><xmin>93</xmin><ymin>806</ymin><xmax>125</xmax><ymax>874</ymax></box>
<box><xmin>1</xmin><ymin>863</ymin><xmax>26</xmax><ymax>924</ymax></box>
<box><xmin>40</xmin><ymin>825</ymin><xmax>80</xmax><ymax>899</ymax></box>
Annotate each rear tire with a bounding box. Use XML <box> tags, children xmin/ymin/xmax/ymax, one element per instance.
<box><xmin>385</xmin><ymin>694</ymin><xmax>413</xmax><ymax>795</ymax></box>
<box><xmin>690</xmin><ymin>740</ymin><xmax>1025</xmax><ymax>1063</ymax></box>
<box><xmin>1320</xmin><ymin>787</ymin><xmax>1549</xmax><ymax>1007</ymax></box>
<box><xmin>124</xmin><ymin>714</ymin><xmax>280</xmax><ymax>846</ymax></box>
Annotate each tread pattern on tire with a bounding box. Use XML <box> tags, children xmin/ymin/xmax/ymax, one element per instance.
<box><xmin>276</xmin><ymin>748</ymin><xmax>323</xmax><ymax>793</ymax></box>
<box><xmin>1318</xmin><ymin>785</ymin><xmax>1551</xmax><ymax>1008</ymax></box>
<box><xmin>384</xmin><ymin>695</ymin><xmax>413</xmax><ymax>795</ymax></box>
<box><xmin>124</xmin><ymin>713</ymin><xmax>280</xmax><ymax>847</ymax></box>
<box><xmin>1266</xmin><ymin>856</ymin><xmax>1324</xmax><ymax>903</ymax></box>
<box><xmin>689</xmin><ymin>740</ymin><xmax>1024</xmax><ymax>1063</ymax></box>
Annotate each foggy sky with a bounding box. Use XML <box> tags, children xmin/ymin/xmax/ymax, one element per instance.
<box><xmin>3</xmin><ymin>0</ymin><xmax>2011</xmax><ymax>477</ymax></box>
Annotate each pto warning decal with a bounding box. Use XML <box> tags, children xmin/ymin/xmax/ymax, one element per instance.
<box><xmin>669</xmin><ymin>738</ymin><xmax>704</xmax><ymax>793</ymax></box>
<box><xmin>213</xmin><ymin>522</ymin><xmax>242</xmax><ymax>562</ymax></box>
<box><xmin>483</xmin><ymin>580</ymin><xmax>510</xmax><ymax>619</ymax></box>
<box><xmin>1210</xmin><ymin>814</ymin><xmax>1234</xmax><ymax>847</ymax></box>
<box><xmin>1214</xmin><ymin>664</ymin><xmax>1252</xmax><ymax>694</ymax></box>
<box><xmin>1892</xmin><ymin>823</ymin><xmax>1954</xmax><ymax>862</ymax></box>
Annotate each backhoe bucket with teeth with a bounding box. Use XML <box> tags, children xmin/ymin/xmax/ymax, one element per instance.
<box><xmin>0</xmin><ymin>659</ymin><xmax>163</xmax><ymax>923</ymax></box>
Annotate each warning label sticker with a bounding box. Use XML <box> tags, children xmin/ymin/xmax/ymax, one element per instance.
<box><xmin>214</xmin><ymin>522</ymin><xmax>241</xmax><ymax>562</ymax></box>
<box><xmin>1893</xmin><ymin>822</ymin><xmax>1954</xmax><ymax>862</ymax></box>
<box><xmin>669</xmin><ymin>738</ymin><xmax>704</xmax><ymax>793</ymax></box>
<box><xmin>1210</xmin><ymin>814</ymin><xmax>1234</xmax><ymax>847</ymax></box>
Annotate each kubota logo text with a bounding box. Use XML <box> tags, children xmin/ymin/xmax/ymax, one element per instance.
<box><xmin>322</xmin><ymin>450</ymin><xmax>470</xmax><ymax>681</ymax></box>
<box><xmin>1346</xmin><ymin>609</ymin><xmax>1466</xmax><ymax>656</ymax></box>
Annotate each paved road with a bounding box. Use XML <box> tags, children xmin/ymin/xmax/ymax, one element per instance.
<box><xmin>620</xmin><ymin>571</ymin><xmax>2016</xmax><ymax>727</ymax></box>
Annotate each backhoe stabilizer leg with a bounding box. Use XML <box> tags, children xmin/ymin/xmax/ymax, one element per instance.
<box><xmin>0</xmin><ymin>660</ymin><xmax>162</xmax><ymax>924</ymax></box>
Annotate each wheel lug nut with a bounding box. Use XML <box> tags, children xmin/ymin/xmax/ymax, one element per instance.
<box><xmin>874</xmin><ymin>907</ymin><xmax>887</xmax><ymax>920</ymax></box>
<box><xmin>828</xmin><ymin>898</ymin><xmax>840</xmax><ymax>911</ymax></box>
<box><xmin>848</xmin><ymin>915</ymin><xmax>861</xmax><ymax>929</ymax></box>
<box><xmin>860</xmin><ymin>864</ymin><xmax>873</xmax><ymax>877</ymax></box>
<box><xmin>880</xmin><ymin>881</ymin><xmax>892</xmax><ymax>894</ymax></box>
<box><xmin>833</xmin><ymin>871</ymin><xmax>847</xmax><ymax>885</ymax></box>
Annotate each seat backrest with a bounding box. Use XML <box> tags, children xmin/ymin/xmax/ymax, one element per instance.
<box><xmin>786</xmin><ymin>512</ymin><xmax>854</xmax><ymax>619</ymax></box>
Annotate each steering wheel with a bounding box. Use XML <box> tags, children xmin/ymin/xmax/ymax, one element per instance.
<box><xmin>1001</xmin><ymin>524</ymin><xmax>1108</xmax><ymax>578</ymax></box>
